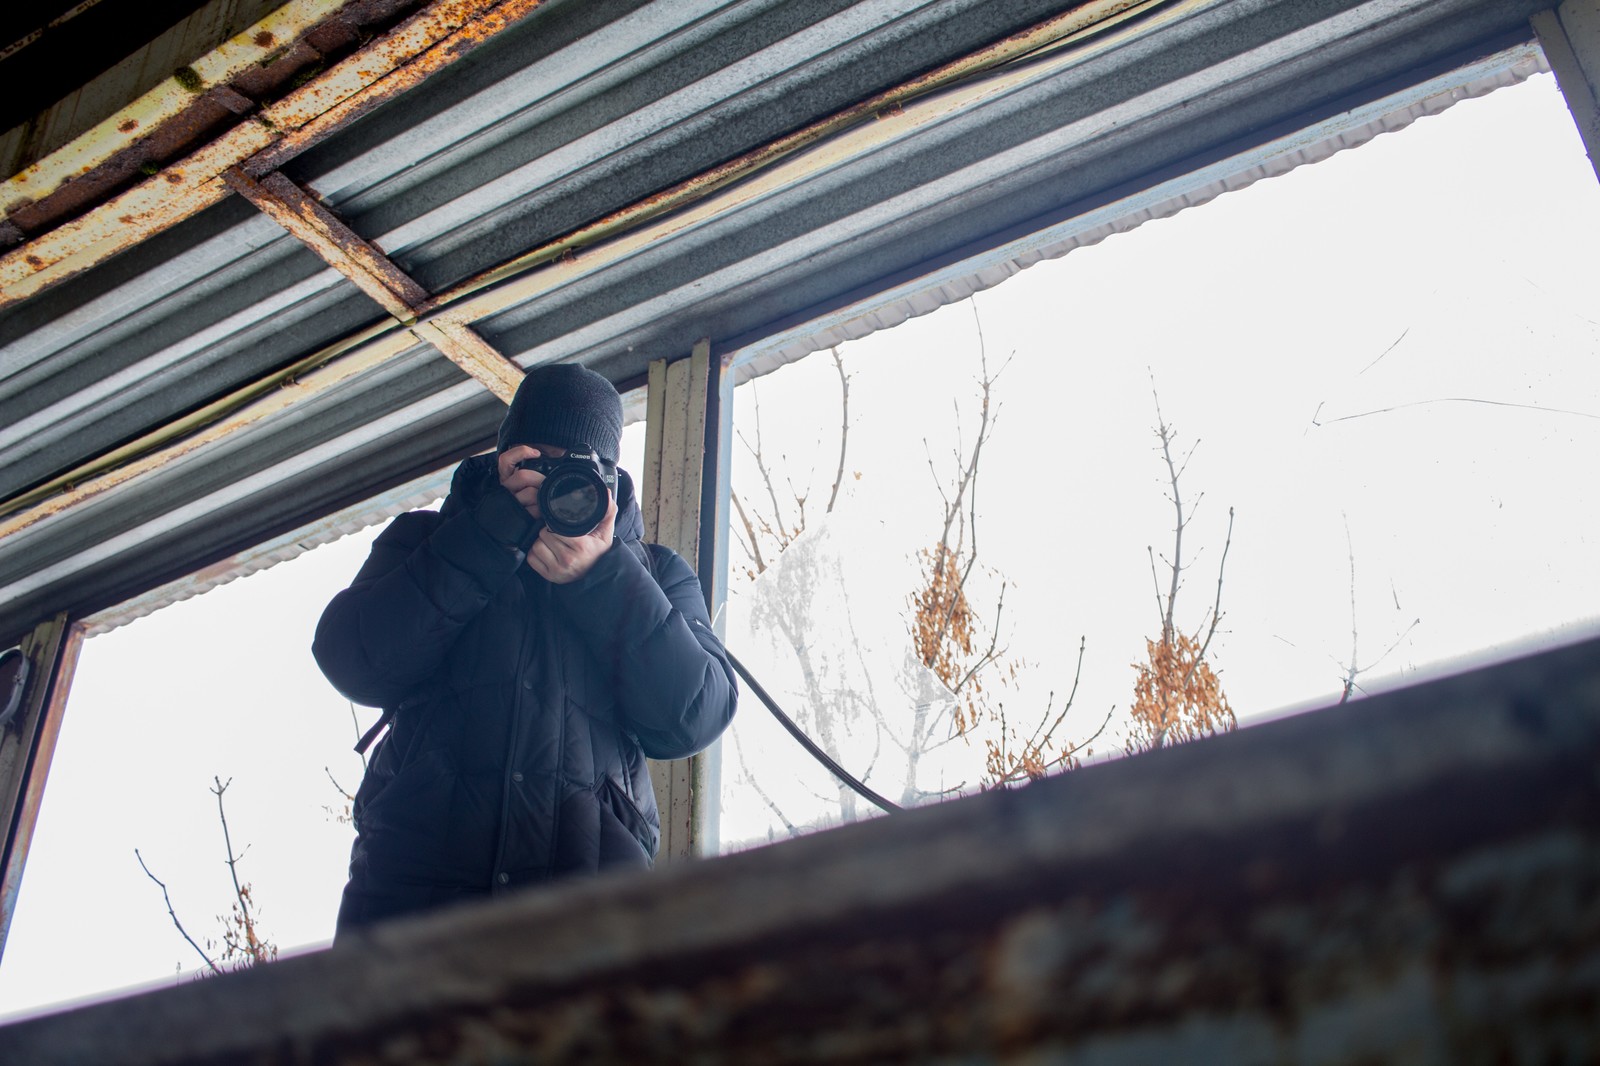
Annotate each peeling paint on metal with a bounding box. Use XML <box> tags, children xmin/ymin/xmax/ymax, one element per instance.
<box><xmin>225</xmin><ymin>167</ymin><xmax>431</xmax><ymax>319</ymax></box>
<box><xmin>412</xmin><ymin>319</ymin><xmax>523</xmax><ymax>401</ymax></box>
<box><xmin>0</xmin><ymin>0</ymin><xmax>545</xmax><ymax>309</ymax></box>
<box><xmin>0</xmin><ymin>0</ymin><xmax>349</xmax><ymax>215</ymax></box>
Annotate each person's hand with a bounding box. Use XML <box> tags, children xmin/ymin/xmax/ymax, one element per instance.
<box><xmin>497</xmin><ymin>445</ymin><xmax>545</xmax><ymax>520</ymax></box>
<box><xmin>527</xmin><ymin>490</ymin><xmax>618</xmax><ymax>584</ymax></box>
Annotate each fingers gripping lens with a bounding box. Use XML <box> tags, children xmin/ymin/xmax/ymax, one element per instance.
<box><xmin>519</xmin><ymin>448</ymin><xmax>615</xmax><ymax>537</ymax></box>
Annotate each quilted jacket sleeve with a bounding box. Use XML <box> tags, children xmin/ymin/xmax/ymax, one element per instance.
<box><xmin>312</xmin><ymin>487</ymin><xmax>539</xmax><ymax>708</ymax></box>
<box><xmin>552</xmin><ymin>542</ymin><xmax>737</xmax><ymax>760</ymax></box>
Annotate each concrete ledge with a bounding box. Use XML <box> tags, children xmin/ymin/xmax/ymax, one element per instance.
<box><xmin>4</xmin><ymin>636</ymin><xmax>1599</xmax><ymax>1063</ymax></box>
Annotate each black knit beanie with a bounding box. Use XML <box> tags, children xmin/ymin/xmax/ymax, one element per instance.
<box><xmin>496</xmin><ymin>363</ymin><xmax>623</xmax><ymax>464</ymax></box>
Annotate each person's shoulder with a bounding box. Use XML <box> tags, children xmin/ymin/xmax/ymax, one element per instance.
<box><xmin>373</xmin><ymin>507</ymin><xmax>444</xmax><ymax>547</ymax></box>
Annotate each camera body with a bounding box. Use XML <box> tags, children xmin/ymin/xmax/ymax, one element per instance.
<box><xmin>518</xmin><ymin>448</ymin><xmax>617</xmax><ymax>537</ymax></box>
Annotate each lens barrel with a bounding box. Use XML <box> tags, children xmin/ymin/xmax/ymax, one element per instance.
<box><xmin>540</xmin><ymin>467</ymin><xmax>608</xmax><ymax>537</ymax></box>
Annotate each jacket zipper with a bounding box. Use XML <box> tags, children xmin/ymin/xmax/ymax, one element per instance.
<box><xmin>492</xmin><ymin>571</ymin><xmax>538</xmax><ymax>894</ymax></box>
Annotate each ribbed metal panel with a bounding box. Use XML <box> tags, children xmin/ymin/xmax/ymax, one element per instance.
<box><xmin>0</xmin><ymin>0</ymin><xmax>1557</xmax><ymax>641</ymax></box>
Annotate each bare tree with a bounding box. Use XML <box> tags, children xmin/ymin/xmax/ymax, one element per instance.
<box><xmin>1127</xmin><ymin>380</ymin><xmax>1237</xmax><ymax>754</ymax></box>
<box><xmin>1336</xmin><ymin>513</ymin><xmax>1421</xmax><ymax>703</ymax></box>
<box><xmin>137</xmin><ymin>777</ymin><xmax>277</xmax><ymax>976</ymax></box>
<box><xmin>730</xmin><ymin>304</ymin><xmax>1104</xmax><ymax>830</ymax></box>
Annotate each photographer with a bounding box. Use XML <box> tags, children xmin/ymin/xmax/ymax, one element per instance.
<box><xmin>313</xmin><ymin>364</ymin><xmax>737</xmax><ymax>934</ymax></box>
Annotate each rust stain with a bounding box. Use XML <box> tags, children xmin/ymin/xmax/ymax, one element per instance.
<box><xmin>254</xmin><ymin>30</ymin><xmax>276</xmax><ymax>47</ymax></box>
<box><xmin>2</xmin><ymin>0</ymin><xmax>537</xmax><ymax>307</ymax></box>
<box><xmin>118</xmin><ymin>119</ymin><xmax>139</xmax><ymax>133</ymax></box>
<box><xmin>164</xmin><ymin>172</ymin><xmax>184</xmax><ymax>184</ymax></box>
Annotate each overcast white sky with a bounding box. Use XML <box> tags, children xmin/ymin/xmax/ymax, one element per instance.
<box><xmin>2</xmin><ymin>70</ymin><xmax>1596</xmax><ymax>1021</ymax></box>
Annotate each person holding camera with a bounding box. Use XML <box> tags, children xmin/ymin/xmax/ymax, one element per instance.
<box><xmin>313</xmin><ymin>363</ymin><xmax>737</xmax><ymax>935</ymax></box>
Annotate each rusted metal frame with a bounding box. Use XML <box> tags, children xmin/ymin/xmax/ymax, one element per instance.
<box><xmin>0</xmin><ymin>0</ymin><xmax>547</xmax><ymax>308</ymax></box>
<box><xmin>2</xmin><ymin>634</ymin><xmax>1599</xmax><ymax>1062</ymax></box>
<box><xmin>641</xmin><ymin>342</ymin><xmax>725</xmax><ymax>861</ymax></box>
<box><xmin>410</xmin><ymin>319</ymin><xmax>524</xmax><ymax>401</ymax></box>
<box><xmin>1</xmin><ymin>0</ymin><xmax>351</xmax><ymax>218</ymax></box>
<box><xmin>1533</xmin><ymin>1</ymin><xmax>1600</xmax><ymax>183</ymax></box>
<box><xmin>0</xmin><ymin>612</ymin><xmax>85</xmax><ymax>964</ymax></box>
<box><xmin>0</xmin><ymin>0</ymin><xmax>1176</xmax><ymax>536</ymax></box>
<box><xmin>222</xmin><ymin>167</ymin><xmax>431</xmax><ymax>320</ymax></box>
<box><xmin>221</xmin><ymin>167</ymin><xmax>528</xmax><ymax>397</ymax></box>
<box><xmin>438</xmin><ymin>0</ymin><xmax>1174</xmax><ymax>311</ymax></box>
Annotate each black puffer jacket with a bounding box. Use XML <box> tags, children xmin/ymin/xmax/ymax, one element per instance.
<box><xmin>313</xmin><ymin>454</ymin><xmax>736</xmax><ymax>929</ymax></box>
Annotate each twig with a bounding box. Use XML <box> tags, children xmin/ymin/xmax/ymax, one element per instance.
<box><xmin>730</xmin><ymin>491</ymin><xmax>767</xmax><ymax>574</ymax></box>
<box><xmin>1359</xmin><ymin>326</ymin><xmax>1410</xmax><ymax>374</ymax></box>
<box><xmin>826</xmin><ymin>347</ymin><xmax>850</xmax><ymax>514</ymax></box>
<box><xmin>211</xmin><ymin>776</ymin><xmax>264</xmax><ymax>963</ymax></box>
<box><xmin>1316</xmin><ymin>396</ymin><xmax>1600</xmax><ymax>426</ymax></box>
<box><xmin>135</xmin><ymin>849</ymin><xmax>219</xmax><ymax>975</ymax></box>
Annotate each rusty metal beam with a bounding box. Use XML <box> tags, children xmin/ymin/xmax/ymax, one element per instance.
<box><xmin>221</xmin><ymin>168</ymin><xmax>528</xmax><ymax>398</ymax></box>
<box><xmin>0</xmin><ymin>0</ymin><xmax>351</xmax><ymax>214</ymax></box>
<box><xmin>0</xmin><ymin>0</ymin><xmax>1157</xmax><ymax>535</ymax></box>
<box><xmin>433</xmin><ymin>0</ymin><xmax>1168</xmax><ymax>314</ymax></box>
<box><xmin>0</xmin><ymin>0</ymin><xmax>546</xmax><ymax>308</ymax></box>
<box><xmin>0</xmin><ymin>613</ymin><xmax>84</xmax><ymax>964</ymax></box>
<box><xmin>2</xmin><ymin>634</ymin><xmax>1598</xmax><ymax>1062</ymax></box>
<box><xmin>222</xmin><ymin>168</ymin><xmax>432</xmax><ymax>321</ymax></box>
<box><xmin>410</xmin><ymin>319</ymin><xmax>524</xmax><ymax>402</ymax></box>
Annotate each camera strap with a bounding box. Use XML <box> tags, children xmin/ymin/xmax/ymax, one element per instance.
<box><xmin>628</xmin><ymin>538</ymin><xmax>902</xmax><ymax>816</ymax></box>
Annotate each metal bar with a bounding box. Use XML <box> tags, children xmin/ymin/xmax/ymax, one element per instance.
<box><xmin>428</xmin><ymin>0</ymin><xmax>1175</xmax><ymax>318</ymax></box>
<box><xmin>0</xmin><ymin>613</ymin><xmax>84</xmax><ymax>964</ymax></box>
<box><xmin>0</xmin><ymin>7</ymin><xmax>1537</xmax><ymax>547</ymax></box>
<box><xmin>0</xmin><ymin>0</ymin><xmax>349</xmax><ymax>216</ymax></box>
<box><xmin>1533</xmin><ymin>1</ymin><xmax>1600</xmax><ymax>183</ymax></box>
<box><xmin>222</xmin><ymin>168</ymin><xmax>432</xmax><ymax>321</ymax></box>
<box><xmin>0</xmin><ymin>0</ymin><xmax>546</xmax><ymax>308</ymax></box>
<box><xmin>0</xmin><ymin>328</ymin><xmax>417</xmax><ymax>537</ymax></box>
<box><xmin>642</xmin><ymin>347</ymin><xmax>718</xmax><ymax>863</ymax></box>
<box><xmin>640</xmin><ymin>359</ymin><xmax>669</xmax><ymax>531</ymax></box>
<box><xmin>694</xmin><ymin>341</ymin><xmax>732</xmax><ymax>856</ymax></box>
<box><xmin>3</xmin><ymin>634</ymin><xmax>1599</xmax><ymax>1062</ymax></box>
<box><xmin>410</xmin><ymin>319</ymin><xmax>524</xmax><ymax>402</ymax></box>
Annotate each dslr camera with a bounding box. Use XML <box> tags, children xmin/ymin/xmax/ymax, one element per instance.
<box><xmin>519</xmin><ymin>448</ymin><xmax>617</xmax><ymax>537</ymax></box>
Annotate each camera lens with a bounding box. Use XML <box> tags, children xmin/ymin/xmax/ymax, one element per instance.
<box><xmin>541</xmin><ymin>469</ymin><xmax>606</xmax><ymax>536</ymax></box>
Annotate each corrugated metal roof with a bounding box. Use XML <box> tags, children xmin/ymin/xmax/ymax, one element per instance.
<box><xmin>0</xmin><ymin>0</ymin><xmax>1559</xmax><ymax>641</ymax></box>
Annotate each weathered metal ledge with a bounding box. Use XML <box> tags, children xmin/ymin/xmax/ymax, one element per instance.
<box><xmin>3</xmin><ymin>635</ymin><xmax>1598</xmax><ymax>1064</ymax></box>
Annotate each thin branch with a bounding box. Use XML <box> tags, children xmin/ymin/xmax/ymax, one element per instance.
<box><xmin>1365</xmin><ymin>617</ymin><xmax>1422</xmax><ymax>676</ymax></box>
<box><xmin>1359</xmin><ymin>326</ymin><xmax>1410</xmax><ymax>374</ymax></box>
<box><xmin>730</xmin><ymin>491</ymin><xmax>767</xmax><ymax>574</ymax></box>
<box><xmin>1150</xmin><ymin>373</ymin><xmax>1185</xmax><ymax>639</ymax></box>
<box><xmin>953</xmin><ymin>584</ymin><xmax>1009</xmax><ymax>695</ymax></box>
<box><xmin>349</xmin><ymin>703</ymin><xmax>369</xmax><ymax>771</ymax></box>
<box><xmin>1189</xmin><ymin>506</ymin><xmax>1234</xmax><ymax>669</ymax></box>
<box><xmin>826</xmin><ymin>347</ymin><xmax>850</xmax><ymax>514</ymax></box>
<box><xmin>729</xmin><ymin>732</ymin><xmax>802</xmax><ymax>839</ymax></box>
<box><xmin>324</xmin><ymin>766</ymin><xmax>354</xmax><ymax>803</ymax></box>
<box><xmin>1025</xmin><ymin>636</ymin><xmax>1087</xmax><ymax>750</ymax></box>
<box><xmin>1315</xmin><ymin>396</ymin><xmax>1600</xmax><ymax>426</ymax></box>
<box><xmin>211</xmin><ymin>778</ymin><xmax>248</xmax><ymax>913</ymax></box>
<box><xmin>211</xmin><ymin>776</ymin><xmax>265</xmax><ymax>963</ymax></box>
<box><xmin>135</xmin><ymin>849</ymin><xmax>220</xmax><ymax>975</ymax></box>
